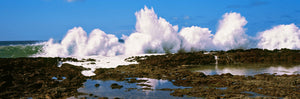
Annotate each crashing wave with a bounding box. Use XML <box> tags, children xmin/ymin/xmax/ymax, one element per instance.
<box><xmin>38</xmin><ymin>6</ymin><xmax>300</xmax><ymax>57</ymax></box>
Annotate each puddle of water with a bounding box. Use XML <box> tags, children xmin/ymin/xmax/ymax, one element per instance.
<box><xmin>73</xmin><ymin>78</ymin><xmax>194</xmax><ymax>99</ymax></box>
<box><xmin>191</xmin><ymin>64</ymin><xmax>300</xmax><ymax>76</ymax></box>
<box><xmin>216</xmin><ymin>87</ymin><xmax>227</xmax><ymax>90</ymax></box>
<box><xmin>137</xmin><ymin>78</ymin><xmax>190</xmax><ymax>89</ymax></box>
<box><xmin>52</xmin><ymin>76</ymin><xmax>67</xmax><ymax>82</ymax></box>
<box><xmin>51</xmin><ymin>77</ymin><xmax>57</xmax><ymax>80</ymax></box>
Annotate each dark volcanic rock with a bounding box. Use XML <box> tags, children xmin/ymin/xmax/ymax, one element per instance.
<box><xmin>0</xmin><ymin>58</ymin><xmax>87</xmax><ymax>98</ymax></box>
<box><xmin>94</xmin><ymin>84</ymin><xmax>100</xmax><ymax>87</ymax></box>
<box><xmin>110</xmin><ymin>83</ymin><xmax>123</xmax><ymax>89</ymax></box>
<box><xmin>93</xmin><ymin>63</ymin><xmax>300</xmax><ymax>98</ymax></box>
<box><xmin>93</xmin><ymin>49</ymin><xmax>300</xmax><ymax>98</ymax></box>
<box><xmin>216</xmin><ymin>48</ymin><xmax>300</xmax><ymax>64</ymax></box>
<box><xmin>1</xmin><ymin>49</ymin><xmax>300</xmax><ymax>98</ymax></box>
<box><xmin>125</xmin><ymin>49</ymin><xmax>300</xmax><ymax>66</ymax></box>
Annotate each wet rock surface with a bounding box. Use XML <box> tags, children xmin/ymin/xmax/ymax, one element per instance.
<box><xmin>0</xmin><ymin>49</ymin><xmax>300</xmax><ymax>98</ymax></box>
<box><xmin>125</xmin><ymin>48</ymin><xmax>300</xmax><ymax>65</ymax></box>
<box><xmin>0</xmin><ymin>58</ymin><xmax>87</xmax><ymax>98</ymax></box>
<box><xmin>94</xmin><ymin>83</ymin><xmax>100</xmax><ymax>87</ymax></box>
<box><xmin>93</xmin><ymin>63</ymin><xmax>299</xmax><ymax>98</ymax></box>
<box><xmin>110</xmin><ymin>83</ymin><xmax>123</xmax><ymax>89</ymax></box>
<box><xmin>216</xmin><ymin>48</ymin><xmax>300</xmax><ymax>65</ymax></box>
<box><xmin>93</xmin><ymin>49</ymin><xmax>300</xmax><ymax>98</ymax></box>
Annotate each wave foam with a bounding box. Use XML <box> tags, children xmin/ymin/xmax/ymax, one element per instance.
<box><xmin>39</xmin><ymin>27</ymin><xmax>123</xmax><ymax>57</ymax></box>
<box><xmin>258</xmin><ymin>24</ymin><xmax>300</xmax><ymax>50</ymax></box>
<box><xmin>125</xmin><ymin>7</ymin><xmax>181</xmax><ymax>55</ymax></box>
<box><xmin>213</xmin><ymin>12</ymin><xmax>249</xmax><ymax>50</ymax></box>
<box><xmin>38</xmin><ymin>6</ymin><xmax>300</xmax><ymax>57</ymax></box>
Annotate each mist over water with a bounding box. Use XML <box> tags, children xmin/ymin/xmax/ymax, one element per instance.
<box><xmin>37</xmin><ymin>6</ymin><xmax>300</xmax><ymax>57</ymax></box>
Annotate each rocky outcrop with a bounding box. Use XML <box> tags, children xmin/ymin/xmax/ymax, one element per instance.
<box><xmin>0</xmin><ymin>58</ymin><xmax>87</xmax><ymax>98</ymax></box>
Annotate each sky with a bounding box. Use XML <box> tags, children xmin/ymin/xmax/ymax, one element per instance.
<box><xmin>0</xmin><ymin>0</ymin><xmax>299</xmax><ymax>41</ymax></box>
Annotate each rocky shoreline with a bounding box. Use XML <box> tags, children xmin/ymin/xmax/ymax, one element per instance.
<box><xmin>92</xmin><ymin>63</ymin><xmax>299</xmax><ymax>98</ymax></box>
<box><xmin>0</xmin><ymin>49</ymin><xmax>299</xmax><ymax>98</ymax></box>
<box><xmin>0</xmin><ymin>58</ymin><xmax>87</xmax><ymax>98</ymax></box>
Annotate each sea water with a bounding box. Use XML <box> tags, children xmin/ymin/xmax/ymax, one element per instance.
<box><xmin>0</xmin><ymin>41</ymin><xmax>45</xmax><ymax>58</ymax></box>
<box><xmin>1</xmin><ymin>41</ymin><xmax>299</xmax><ymax>99</ymax></box>
<box><xmin>191</xmin><ymin>64</ymin><xmax>300</xmax><ymax>76</ymax></box>
<box><xmin>70</xmin><ymin>78</ymin><xmax>194</xmax><ymax>99</ymax></box>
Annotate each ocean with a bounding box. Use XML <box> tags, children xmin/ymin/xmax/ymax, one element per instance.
<box><xmin>0</xmin><ymin>40</ymin><xmax>142</xmax><ymax>76</ymax></box>
<box><xmin>1</xmin><ymin>41</ymin><xmax>300</xmax><ymax>99</ymax></box>
<box><xmin>0</xmin><ymin>41</ymin><xmax>45</xmax><ymax>58</ymax></box>
<box><xmin>0</xmin><ymin>39</ymin><xmax>125</xmax><ymax>58</ymax></box>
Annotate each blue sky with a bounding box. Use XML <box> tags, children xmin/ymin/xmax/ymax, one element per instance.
<box><xmin>0</xmin><ymin>0</ymin><xmax>299</xmax><ymax>41</ymax></box>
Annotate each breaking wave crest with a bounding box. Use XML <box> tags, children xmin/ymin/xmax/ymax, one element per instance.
<box><xmin>0</xmin><ymin>44</ymin><xmax>44</xmax><ymax>58</ymax></box>
<box><xmin>36</xmin><ymin>6</ymin><xmax>300</xmax><ymax>57</ymax></box>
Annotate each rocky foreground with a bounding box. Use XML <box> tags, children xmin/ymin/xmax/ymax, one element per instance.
<box><xmin>0</xmin><ymin>49</ymin><xmax>299</xmax><ymax>98</ymax></box>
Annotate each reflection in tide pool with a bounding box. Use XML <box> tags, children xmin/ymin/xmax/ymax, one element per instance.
<box><xmin>73</xmin><ymin>78</ymin><xmax>193</xmax><ymax>99</ymax></box>
<box><xmin>193</xmin><ymin>64</ymin><xmax>300</xmax><ymax>76</ymax></box>
<box><xmin>136</xmin><ymin>78</ymin><xmax>189</xmax><ymax>95</ymax></box>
